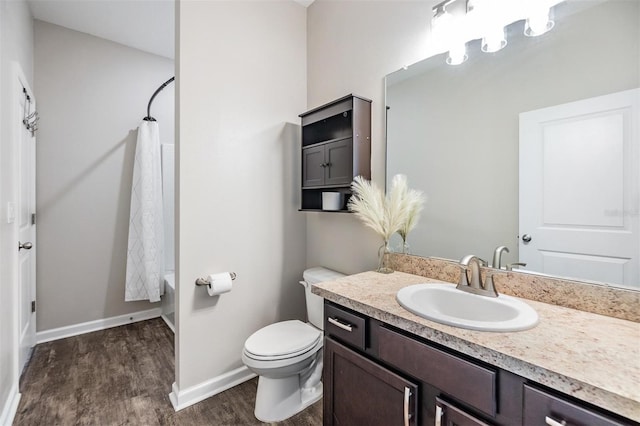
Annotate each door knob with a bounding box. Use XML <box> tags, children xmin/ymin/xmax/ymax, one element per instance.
<box><xmin>522</xmin><ymin>234</ymin><xmax>532</xmax><ymax>243</ymax></box>
<box><xmin>19</xmin><ymin>241</ymin><xmax>33</xmax><ymax>250</ymax></box>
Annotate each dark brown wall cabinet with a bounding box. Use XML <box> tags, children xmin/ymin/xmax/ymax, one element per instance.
<box><xmin>323</xmin><ymin>301</ymin><xmax>637</xmax><ymax>426</ymax></box>
<box><xmin>299</xmin><ymin>94</ymin><xmax>371</xmax><ymax>211</ymax></box>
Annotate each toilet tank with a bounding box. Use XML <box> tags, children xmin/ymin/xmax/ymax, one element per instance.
<box><xmin>301</xmin><ymin>267</ymin><xmax>345</xmax><ymax>330</ymax></box>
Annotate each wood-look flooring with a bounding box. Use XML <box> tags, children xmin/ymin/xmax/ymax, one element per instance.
<box><xmin>14</xmin><ymin>318</ymin><xmax>322</xmax><ymax>425</ymax></box>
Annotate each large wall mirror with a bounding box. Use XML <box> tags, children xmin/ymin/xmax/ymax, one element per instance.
<box><xmin>386</xmin><ymin>0</ymin><xmax>639</xmax><ymax>289</ymax></box>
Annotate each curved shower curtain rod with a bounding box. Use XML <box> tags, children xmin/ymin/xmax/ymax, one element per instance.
<box><xmin>143</xmin><ymin>76</ymin><xmax>175</xmax><ymax>122</ymax></box>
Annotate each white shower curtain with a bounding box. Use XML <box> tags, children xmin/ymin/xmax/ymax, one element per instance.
<box><xmin>125</xmin><ymin>120</ymin><xmax>164</xmax><ymax>302</ymax></box>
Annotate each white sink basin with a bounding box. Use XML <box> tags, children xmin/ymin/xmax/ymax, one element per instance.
<box><xmin>396</xmin><ymin>283</ymin><xmax>539</xmax><ymax>332</ymax></box>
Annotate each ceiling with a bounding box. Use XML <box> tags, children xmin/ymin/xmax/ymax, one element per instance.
<box><xmin>28</xmin><ymin>0</ymin><xmax>175</xmax><ymax>59</ymax></box>
<box><xmin>27</xmin><ymin>0</ymin><xmax>315</xmax><ymax>61</ymax></box>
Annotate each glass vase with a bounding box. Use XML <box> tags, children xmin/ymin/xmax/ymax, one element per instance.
<box><xmin>377</xmin><ymin>241</ymin><xmax>393</xmax><ymax>274</ymax></box>
<box><xmin>401</xmin><ymin>239</ymin><xmax>410</xmax><ymax>254</ymax></box>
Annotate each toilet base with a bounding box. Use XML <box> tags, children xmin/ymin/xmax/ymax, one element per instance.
<box><xmin>254</xmin><ymin>375</ymin><xmax>322</xmax><ymax>423</ymax></box>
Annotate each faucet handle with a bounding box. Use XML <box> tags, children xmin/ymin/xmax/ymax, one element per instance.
<box><xmin>506</xmin><ymin>262</ymin><xmax>527</xmax><ymax>271</ymax></box>
<box><xmin>483</xmin><ymin>274</ymin><xmax>499</xmax><ymax>298</ymax></box>
<box><xmin>457</xmin><ymin>265</ymin><xmax>470</xmax><ymax>288</ymax></box>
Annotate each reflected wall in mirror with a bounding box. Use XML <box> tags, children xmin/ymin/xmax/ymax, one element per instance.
<box><xmin>386</xmin><ymin>0</ymin><xmax>639</xmax><ymax>289</ymax></box>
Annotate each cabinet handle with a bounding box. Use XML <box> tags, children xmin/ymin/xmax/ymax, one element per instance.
<box><xmin>404</xmin><ymin>387</ymin><xmax>412</xmax><ymax>426</ymax></box>
<box><xmin>325</xmin><ymin>162</ymin><xmax>332</xmax><ymax>167</ymax></box>
<box><xmin>435</xmin><ymin>403</ymin><xmax>443</xmax><ymax>426</ymax></box>
<box><xmin>327</xmin><ymin>317</ymin><xmax>353</xmax><ymax>332</ymax></box>
<box><xmin>320</xmin><ymin>163</ymin><xmax>327</xmax><ymax>168</ymax></box>
<box><xmin>545</xmin><ymin>416</ymin><xmax>567</xmax><ymax>426</ymax></box>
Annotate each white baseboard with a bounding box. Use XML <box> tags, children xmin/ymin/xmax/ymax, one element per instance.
<box><xmin>36</xmin><ymin>308</ymin><xmax>163</xmax><ymax>344</ymax></box>
<box><xmin>0</xmin><ymin>384</ymin><xmax>20</xmax><ymax>426</ymax></box>
<box><xmin>169</xmin><ymin>366</ymin><xmax>256</xmax><ymax>411</ymax></box>
<box><xmin>160</xmin><ymin>314</ymin><xmax>175</xmax><ymax>333</ymax></box>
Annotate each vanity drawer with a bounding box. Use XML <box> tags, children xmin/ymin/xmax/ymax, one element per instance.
<box><xmin>378</xmin><ymin>326</ymin><xmax>497</xmax><ymax>417</ymax></box>
<box><xmin>523</xmin><ymin>385</ymin><xmax>627</xmax><ymax>426</ymax></box>
<box><xmin>324</xmin><ymin>303</ymin><xmax>366</xmax><ymax>351</ymax></box>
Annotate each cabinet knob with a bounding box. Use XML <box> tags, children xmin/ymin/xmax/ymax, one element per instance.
<box><xmin>404</xmin><ymin>387</ymin><xmax>413</xmax><ymax>426</ymax></box>
<box><xmin>435</xmin><ymin>403</ymin><xmax>443</xmax><ymax>426</ymax></box>
<box><xmin>545</xmin><ymin>416</ymin><xmax>567</xmax><ymax>426</ymax></box>
<box><xmin>328</xmin><ymin>317</ymin><xmax>353</xmax><ymax>332</ymax></box>
<box><xmin>320</xmin><ymin>163</ymin><xmax>327</xmax><ymax>168</ymax></box>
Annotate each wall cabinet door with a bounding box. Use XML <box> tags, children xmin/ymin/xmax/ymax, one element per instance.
<box><xmin>324</xmin><ymin>138</ymin><xmax>353</xmax><ymax>186</ymax></box>
<box><xmin>302</xmin><ymin>145</ymin><xmax>325</xmax><ymax>187</ymax></box>
<box><xmin>302</xmin><ymin>139</ymin><xmax>353</xmax><ymax>188</ymax></box>
<box><xmin>324</xmin><ymin>337</ymin><xmax>418</xmax><ymax>426</ymax></box>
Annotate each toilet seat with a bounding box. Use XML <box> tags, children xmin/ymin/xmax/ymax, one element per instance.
<box><xmin>244</xmin><ymin>320</ymin><xmax>321</xmax><ymax>361</ymax></box>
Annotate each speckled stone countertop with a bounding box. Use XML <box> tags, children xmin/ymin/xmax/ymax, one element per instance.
<box><xmin>312</xmin><ymin>271</ymin><xmax>640</xmax><ymax>422</ymax></box>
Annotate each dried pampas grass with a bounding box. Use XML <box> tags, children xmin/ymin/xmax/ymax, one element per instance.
<box><xmin>348</xmin><ymin>176</ymin><xmax>390</xmax><ymax>239</ymax></box>
<box><xmin>394</xmin><ymin>176</ymin><xmax>426</xmax><ymax>242</ymax></box>
<box><xmin>348</xmin><ymin>174</ymin><xmax>426</xmax><ymax>243</ymax></box>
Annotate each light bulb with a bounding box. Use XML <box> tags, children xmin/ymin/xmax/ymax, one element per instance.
<box><xmin>525</xmin><ymin>7</ymin><xmax>554</xmax><ymax>37</ymax></box>
<box><xmin>481</xmin><ymin>26</ymin><xmax>507</xmax><ymax>53</ymax></box>
<box><xmin>446</xmin><ymin>43</ymin><xmax>468</xmax><ymax>65</ymax></box>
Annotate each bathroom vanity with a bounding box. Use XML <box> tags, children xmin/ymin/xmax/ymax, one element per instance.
<box><xmin>314</xmin><ymin>271</ymin><xmax>640</xmax><ymax>426</ymax></box>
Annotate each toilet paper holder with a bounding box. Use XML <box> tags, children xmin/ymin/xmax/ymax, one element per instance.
<box><xmin>195</xmin><ymin>272</ymin><xmax>237</xmax><ymax>287</ymax></box>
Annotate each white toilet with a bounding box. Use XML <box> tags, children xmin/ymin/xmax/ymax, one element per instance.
<box><xmin>241</xmin><ymin>267</ymin><xmax>345</xmax><ymax>422</ymax></box>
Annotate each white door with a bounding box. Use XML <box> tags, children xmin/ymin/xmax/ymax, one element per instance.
<box><xmin>15</xmin><ymin>67</ymin><xmax>37</xmax><ymax>373</ymax></box>
<box><xmin>519</xmin><ymin>89</ymin><xmax>639</xmax><ymax>287</ymax></box>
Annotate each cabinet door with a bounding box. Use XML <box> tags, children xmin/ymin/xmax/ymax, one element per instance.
<box><xmin>302</xmin><ymin>145</ymin><xmax>325</xmax><ymax>187</ymax></box>
<box><xmin>435</xmin><ymin>397</ymin><xmax>492</xmax><ymax>426</ymax></box>
<box><xmin>325</xmin><ymin>138</ymin><xmax>353</xmax><ymax>186</ymax></box>
<box><xmin>324</xmin><ymin>337</ymin><xmax>418</xmax><ymax>426</ymax></box>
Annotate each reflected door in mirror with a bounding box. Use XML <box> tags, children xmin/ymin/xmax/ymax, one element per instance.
<box><xmin>519</xmin><ymin>89</ymin><xmax>639</xmax><ymax>286</ymax></box>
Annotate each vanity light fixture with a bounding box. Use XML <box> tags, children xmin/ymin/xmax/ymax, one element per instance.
<box><xmin>431</xmin><ymin>0</ymin><xmax>564</xmax><ymax>65</ymax></box>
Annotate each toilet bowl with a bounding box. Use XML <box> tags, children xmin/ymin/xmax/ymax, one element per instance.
<box><xmin>242</xmin><ymin>267</ymin><xmax>345</xmax><ymax>422</ymax></box>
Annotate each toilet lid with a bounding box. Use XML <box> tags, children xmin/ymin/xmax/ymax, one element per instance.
<box><xmin>244</xmin><ymin>320</ymin><xmax>321</xmax><ymax>359</ymax></box>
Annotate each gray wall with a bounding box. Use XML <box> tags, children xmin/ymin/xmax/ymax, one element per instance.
<box><xmin>176</xmin><ymin>0</ymin><xmax>307</xmax><ymax>392</ymax></box>
<box><xmin>34</xmin><ymin>21</ymin><xmax>174</xmax><ymax>331</ymax></box>
<box><xmin>306</xmin><ymin>0</ymin><xmax>435</xmax><ymax>273</ymax></box>
<box><xmin>0</xmin><ymin>0</ymin><xmax>33</xmax><ymax>419</ymax></box>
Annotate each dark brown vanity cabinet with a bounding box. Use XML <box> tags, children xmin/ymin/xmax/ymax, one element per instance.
<box><xmin>322</xmin><ymin>301</ymin><xmax>637</xmax><ymax>426</ymax></box>
<box><xmin>324</xmin><ymin>338</ymin><xmax>418</xmax><ymax>426</ymax></box>
<box><xmin>299</xmin><ymin>94</ymin><xmax>371</xmax><ymax>211</ymax></box>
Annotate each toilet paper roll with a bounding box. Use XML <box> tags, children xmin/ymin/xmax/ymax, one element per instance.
<box><xmin>207</xmin><ymin>272</ymin><xmax>233</xmax><ymax>296</ymax></box>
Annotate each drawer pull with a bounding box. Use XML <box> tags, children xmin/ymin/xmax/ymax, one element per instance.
<box><xmin>404</xmin><ymin>387</ymin><xmax>412</xmax><ymax>426</ymax></box>
<box><xmin>328</xmin><ymin>317</ymin><xmax>353</xmax><ymax>332</ymax></box>
<box><xmin>545</xmin><ymin>416</ymin><xmax>567</xmax><ymax>426</ymax></box>
<box><xmin>435</xmin><ymin>403</ymin><xmax>443</xmax><ymax>426</ymax></box>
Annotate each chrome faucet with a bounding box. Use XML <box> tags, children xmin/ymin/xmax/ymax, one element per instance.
<box><xmin>457</xmin><ymin>255</ymin><xmax>498</xmax><ymax>298</ymax></box>
<box><xmin>492</xmin><ymin>245</ymin><xmax>509</xmax><ymax>270</ymax></box>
